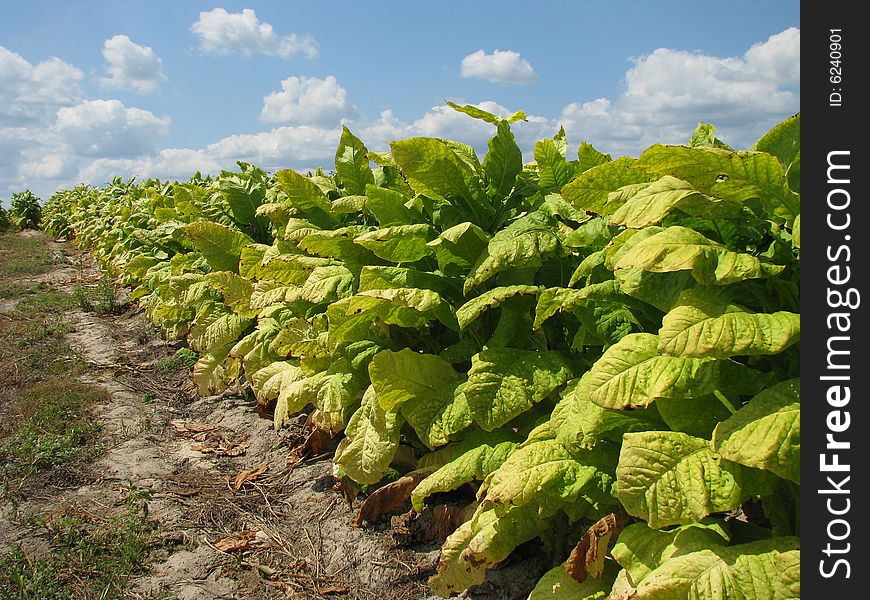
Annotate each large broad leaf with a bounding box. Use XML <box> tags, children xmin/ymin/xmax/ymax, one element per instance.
<box><xmin>615</xmin><ymin>269</ymin><xmax>695</xmax><ymax>312</ymax></box>
<box><xmin>299</xmin><ymin>265</ymin><xmax>354</xmax><ymax>304</ymax></box>
<box><xmin>298</xmin><ymin>226</ymin><xmax>378</xmax><ymax>267</ymax></box>
<box><xmin>614</xmin><ymin>226</ymin><xmax>779</xmax><ymax>285</ymax></box>
<box><xmin>218</xmin><ymin>171</ymin><xmax>266</xmax><ymax>227</ymax></box>
<box><xmin>561</xmin><ymin>157</ymin><xmax>654</xmax><ymax>215</ymax></box>
<box><xmin>535</xmin><ymin>137</ymin><xmax>577</xmax><ymax>189</ymax></box>
<box><xmin>465</xmin><ymin>211</ymin><xmax>559</xmax><ymax>293</ymax></box>
<box><xmin>481</xmin><ymin>436</ymin><xmax>617</xmax><ymax>520</ymax></box>
<box><xmin>752</xmin><ymin>113</ymin><xmax>800</xmax><ymax>170</ymax></box>
<box><xmin>184</xmin><ymin>221</ymin><xmax>254</xmax><ymax>273</ymax></box>
<box><xmin>608</xmin><ymin>176</ymin><xmax>740</xmax><ymax>228</ymax></box>
<box><xmin>411</xmin><ymin>430</ymin><xmax>521</xmax><ymax>511</ymax></box>
<box><xmin>204</xmin><ymin>271</ymin><xmax>255</xmax><ymax>316</ymax></box>
<box><xmin>552</xmin><ymin>376</ymin><xmax>663</xmax><ymax>452</ymax></box>
<box><xmin>333</xmin><ymin>385</ymin><xmax>403</xmax><ymax>484</ymax></box>
<box><xmin>428</xmin><ymin>504</ymin><xmax>550</xmax><ymax>598</ymax></box>
<box><xmin>349</xmin><ymin>287</ymin><xmax>457</xmax><ymax>330</ymax></box>
<box><xmin>445</xmin><ymin>100</ymin><xmax>527</xmax><ymax>125</ymax></box>
<box><xmin>400</xmin><ymin>384</ymin><xmax>472</xmax><ymax>450</ymax></box>
<box><xmin>188</xmin><ymin>302</ymin><xmax>252</xmax><ymax>354</ymax></box>
<box><xmin>289</xmin><ymin>360</ymin><xmax>360</xmax><ymax>434</ymax></box>
<box><xmin>619</xmin><ymin>536</ymin><xmax>800</xmax><ymax>600</ymax></box>
<box><xmin>611</xmin><ymin>521</ymin><xmax>730</xmax><ymax>586</ymax></box>
<box><xmin>577</xmin><ymin>141</ymin><xmax>612</xmax><ymax>173</ymax></box>
<box><xmin>616</xmin><ymin>431</ymin><xmax>763</xmax><ymax>528</ymax></box>
<box><xmin>465</xmin><ymin>348</ymin><xmax>573</xmax><ymax>431</ymax></box>
<box><xmin>191</xmin><ymin>343</ymin><xmax>233</xmax><ymax>396</ymax></box>
<box><xmin>427</xmin><ymin>221</ymin><xmax>490</xmax><ymax>278</ymax></box>
<box><xmin>368</xmin><ymin>348</ymin><xmax>461</xmax><ymax>412</ymax></box>
<box><xmin>637</xmin><ymin>144</ymin><xmax>799</xmax><ymax>223</ymax></box>
<box><xmin>335</xmin><ymin>126</ymin><xmax>375</xmax><ymax>195</ymax></box>
<box><xmin>528</xmin><ymin>564</ymin><xmax>615</xmax><ymax>600</ymax></box>
<box><xmin>658</xmin><ymin>288</ymin><xmax>800</xmax><ymax>358</ymax></box>
<box><xmin>357</xmin><ymin>265</ymin><xmax>455</xmax><ymax>298</ymax></box>
<box><xmin>580</xmin><ymin>333</ymin><xmax>719</xmax><ymax>410</ymax></box>
<box><xmin>533</xmin><ymin>281</ymin><xmax>623</xmax><ymax>329</ymax></box>
<box><xmin>390</xmin><ymin>137</ymin><xmax>493</xmax><ymax>225</ymax></box>
<box><xmin>484</xmin><ymin>120</ymin><xmax>523</xmax><ymax>197</ymax></box>
<box><xmin>250</xmin><ymin>361</ymin><xmax>304</xmax><ymax>404</ymax></box>
<box><xmin>456</xmin><ymin>285</ymin><xmax>542</xmax><ymax>330</ymax></box>
<box><xmin>353</xmin><ymin>223</ymin><xmax>435</xmax><ymax>263</ymax></box>
<box><xmin>364</xmin><ymin>184</ymin><xmax>415</xmax><ymax>226</ymax></box>
<box><xmin>712</xmin><ymin>379</ymin><xmax>800</xmax><ymax>484</ymax></box>
<box><xmin>275</xmin><ymin>169</ymin><xmax>335</xmax><ymax>225</ymax></box>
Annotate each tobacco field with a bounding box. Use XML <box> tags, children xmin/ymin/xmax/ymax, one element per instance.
<box><xmin>32</xmin><ymin>104</ymin><xmax>801</xmax><ymax>599</ymax></box>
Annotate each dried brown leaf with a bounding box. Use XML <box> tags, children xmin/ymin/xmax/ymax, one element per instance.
<box><xmin>565</xmin><ymin>511</ymin><xmax>629</xmax><ymax>582</ymax></box>
<box><xmin>352</xmin><ymin>468</ymin><xmax>435</xmax><ymax>527</ymax></box>
<box><xmin>233</xmin><ymin>464</ymin><xmax>269</xmax><ymax>491</ymax></box>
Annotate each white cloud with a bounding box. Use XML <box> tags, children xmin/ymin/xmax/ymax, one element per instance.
<box><xmin>460</xmin><ymin>49</ymin><xmax>537</xmax><ymax>85</ymax></box>
<box><xmin>100</xmin><ymin>35</ymin><xmax>166</xmax><ymax>94</ymax></box>
<box><xmin>0</xmin><ymin>46</ymin><xmax>84</xmax><ymax>125</ymax></box>
<box><xmin>53</xmin><ymin>99</ymin><xmax>170</xmax><ymax>157</ymax></box>
<box><xmin>190</xmin><ymin>8</ymin><xmax>318</xmax><ymax>59</ymax></box>
<box><xmin>260</xmin><ymin>76</ymin><xmax>357</xmax><ymax>126</ymax></box>
<box><xmin>558</xmin><ymin>28</ymin><xmax>801</xmax><ymax>156</ymax></box>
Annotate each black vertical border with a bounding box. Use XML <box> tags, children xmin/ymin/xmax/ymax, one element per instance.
<box><xmin>802</xmin><ymin>3</ymin><xmax>867</xmax><ymax>595</ymax></box>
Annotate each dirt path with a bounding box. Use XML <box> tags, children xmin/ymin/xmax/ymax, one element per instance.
<box><xmin>0</xmin><ymin>232</ymin><xmax>541</xmax><ymax>600</ymax></box>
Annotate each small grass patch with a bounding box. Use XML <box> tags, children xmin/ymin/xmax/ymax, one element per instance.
<box><xmin>1</xmin><ymin>382</ymin><xmax>107</xmax><ymax>496</ymax></box>
<box><xmin>0</xmin><ymin>233</ymin><xmax>55</xmax><ymax>279</ymax></box>
<box><xmin>0</xmin><ymin>487</ymin><xmax>155</xmax><ymax>599</ymax></box>
<box><xmin>154</xmin><ymin>347</ymin><xmax>199</xmax><ymax>373</ymax></box>
<box><xmin>74</xmin><ymin>278</ymin><xmax>123</xmax><ymax>315</ymax></box>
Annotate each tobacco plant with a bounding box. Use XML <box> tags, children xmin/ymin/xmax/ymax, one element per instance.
<box><xmin>46</xmin><ymin>106</ymin><xmax>800</xmax><ymax>599</ymax></box>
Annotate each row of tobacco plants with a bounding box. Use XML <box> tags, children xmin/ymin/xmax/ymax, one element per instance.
<box><xmin>42</xmin><ymin>104</ymin><xmax>800</xmax><ymax>599</ymax></box>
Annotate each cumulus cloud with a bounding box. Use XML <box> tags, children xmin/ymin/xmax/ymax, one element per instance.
<box><xmin>460</xmin><ymin>49</ymin><xmax>537</xmax><ymax>85</ymax></box>
<box><xmin>0</xmin><ymin>46</ymin><xmax>84</xmax><ymax>125</ymax></box>
<box><xmin>260</xmin><ymin>76</ymin><xmax>357</xmax><ymax>126</ymax></box>
<box><xmin>559</xmin><ymin>28</ymin><xmax>801</xmax><ymax>156</ymax></box>
<box><xmin>53</xmin><ymin>99</ymin><xmax>170</xmax><ymax>157</ymax></box>
<box><xmin>190</xmin><ymin>8</ymin><xmax>318</xmax><ymax>59</ymax></box>
<box><xmin>100</xmin><ymin>35</ymin><xmax>166</xmax><ymax>94</ymax></box>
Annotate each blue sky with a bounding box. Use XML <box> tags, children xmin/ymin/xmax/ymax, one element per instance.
<box><xmin>1</xmin><ymin>1</ymin><xmax>800</xmax><ymax>202</ymax></box>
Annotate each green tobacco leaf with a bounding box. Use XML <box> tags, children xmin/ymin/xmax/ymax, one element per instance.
<box><xmin>615</xmin><ymin>269</ymin><xmax>695</xmax><ymax>312</ymax></box>
<box><xmin>608</xmin><ymin>176</ymin><xmax>740</xmax><ymax>228</ymax></box>
<box><xmin>358</xmin><ymin>265</ymin><xmax>455</xmax><ymax>297</ymax></box>
<box><xmin>481</xmin><ymin>437</ymin><xmax>616</xmax><ymax>519</ymax></box>
<box><xmin>218</xmin><ymin>173</ymin><xmax>265</xmax><ymax>226</ymax></box>
<box><xmin>411</xmin><ymin>431</ymin><xmax>520</xmax><ymax>511</ymax></box>
<box><xmin>298</xmin><ymin>226</ymin><xmax>378</xmax><ymax>267</ymax></box>
<box><xmin>364</xmin><ymin>185</ymin><xmax>415</xmax><ymax>226</ymax></box>
<box><xmin>624</xmin><ymin>536</ymin><xmax>800</xmax><ymax>600</ymax></box>
<box><xmin>428</xmin><ymin>504</ymin><xmax>550</xmax><ymax>598</ymax></box>
<box><xmin>353</xmin><ymin>224</ymin><xmax>435</xmax><ymax>263</ymax></box>
<box><xmin>369</xmin><ymin>349</ymin><xmax>461</xmax><ymax>412</ymax></box>
<box><xmin>637</xmin><ymin>144</ymin><xmax>799</xmax><ymax>223</ymax></box>
<box><xmin>275</xmin><ymin>169</ymin><xmax>335</xmax><ymax>224</ymax></box>
<box><xmin>335</xmin><ymin>126</ymin><xmax>375</xmax><ymax>195</ymax></box>
<box><xmin>655</xmin><ymin>394</ymin><xmax>733</xmax><ymax>439</ymax></box>
<box><xmin>333</xmin><ymin>385</ymin><xmax>403</xmax><ymax>485</ymax></box>
<box><xmin>614</xmin><ymin>226</ymin><xmax>779</xmax><ymax>285</ymax></box>
<box><xmin>299</xmin><ymin>265</ymin><xmax>354</xmax><ymax>304</ymax></box>
<box><xmin>465</xmin><ymin>348</ymin><xmax>573</xmax><ymax>430</ymax></box>
<box><xmin>465</xmin><ymin>211</ymin><xmax>558</xmax><ymax>292</ymax></box>
<box><xmin>658</xmin><ymin>288</ymin><xmax>800</xmax><ymax>358</ymax></box>
<box><xmin>581</xmin><ymin>333</ymin><xmax>719</xmax><ymax>410</ymax></box>
<box><xmin>188</xmin><ymin>303</ymin><xmax>251</xmax><ymax>354</ymax></box>
<box><xmin>611</xmin><ymin>521</ymin><xmax>730</xmax><ymax>585</ymax></box>
<box><xmin>552</xmin><ymin>377</ymin><xmax>663</xmax><ymax>452</ymax></box>
<box><xmin>184</xmin><ymin>221</ymin><xmax>254</xmax><ymax>273</ymax></box>
<box><xmin>291</xmin><ymin>360</ymin><xmax>360</xmax><ymax>434</ymax></box>
<box><xmin>456</xmin><ymin>285</ymin><xmax>541</xmax><ymax>330</ymax></box>
<box><xmin>752</xmin><ymin>113</ymin><xmax>800</xmax><ymax>169</ymax></box>
<box><xmin>533</xmin><ymin>281</ymin><xmax>622</xmax><ymax>329</ymax></box>
<box><xmin>191</xmin><ymin>343</ymin><xmax>233</xmax><ymax>396</ymax></box>
<box><xmin>528</xmin><ymin>564</ymin><xmax>614</xmax><ymax>600</ymax></box>
<box><xmin>350</xmin><ymin>287</ymin><xmax>457</xmax><ymax>330</ymax></box>
<box><xmin>484</xmin><ymin>121</ymin><xmax>523</xmax><ymax>197</ymax></box>
<box><xmin>561</xmin><ymin>157</ymin><xmax>654</xmax><ymax>215</ymax></box>
<box><xmin>535</xmin><ymin>138</ymin><xmax>577</xmax><ymax>189</ymax></box>
<box><xmin>398</xmin><ymin>377</ymin><xmax>472</xmax><ymax>450</ymax></box>
<box><xmin>390</xmin><ymin>137</ymin><xmax>493</xmax><ymax>225</ymax></box>
<box><xmin>616</xmin><ymin>431</ymin><xmax>761</xmax><ymax>528</ymax></box>
<box><xmin>250</xmin><ymin>361</ymin><xmax>304</xmax><ymax>404</ymax></box>
<box><xmin>446</xmin><ymin>100</ymin><xmax>526</xmax><ymax>125</ymax></box>
<box><xmin>427</xmin><ymin>221</ymin><xmax>490</xmax><ymax>277</ymax></box>
<box><xmin>205</xmin><ymin>271</ymin><xmax>255</xmax><ymax>315</ymax></box>
<box><xmin>577</xmin><ymin>141</ymin><xmax>612</xmax><ymax>173</ymax></box>
<box><xmin>713</xmin><ymin>378</ymin><xmax>800</xmax><ymax>484</ymax></box>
